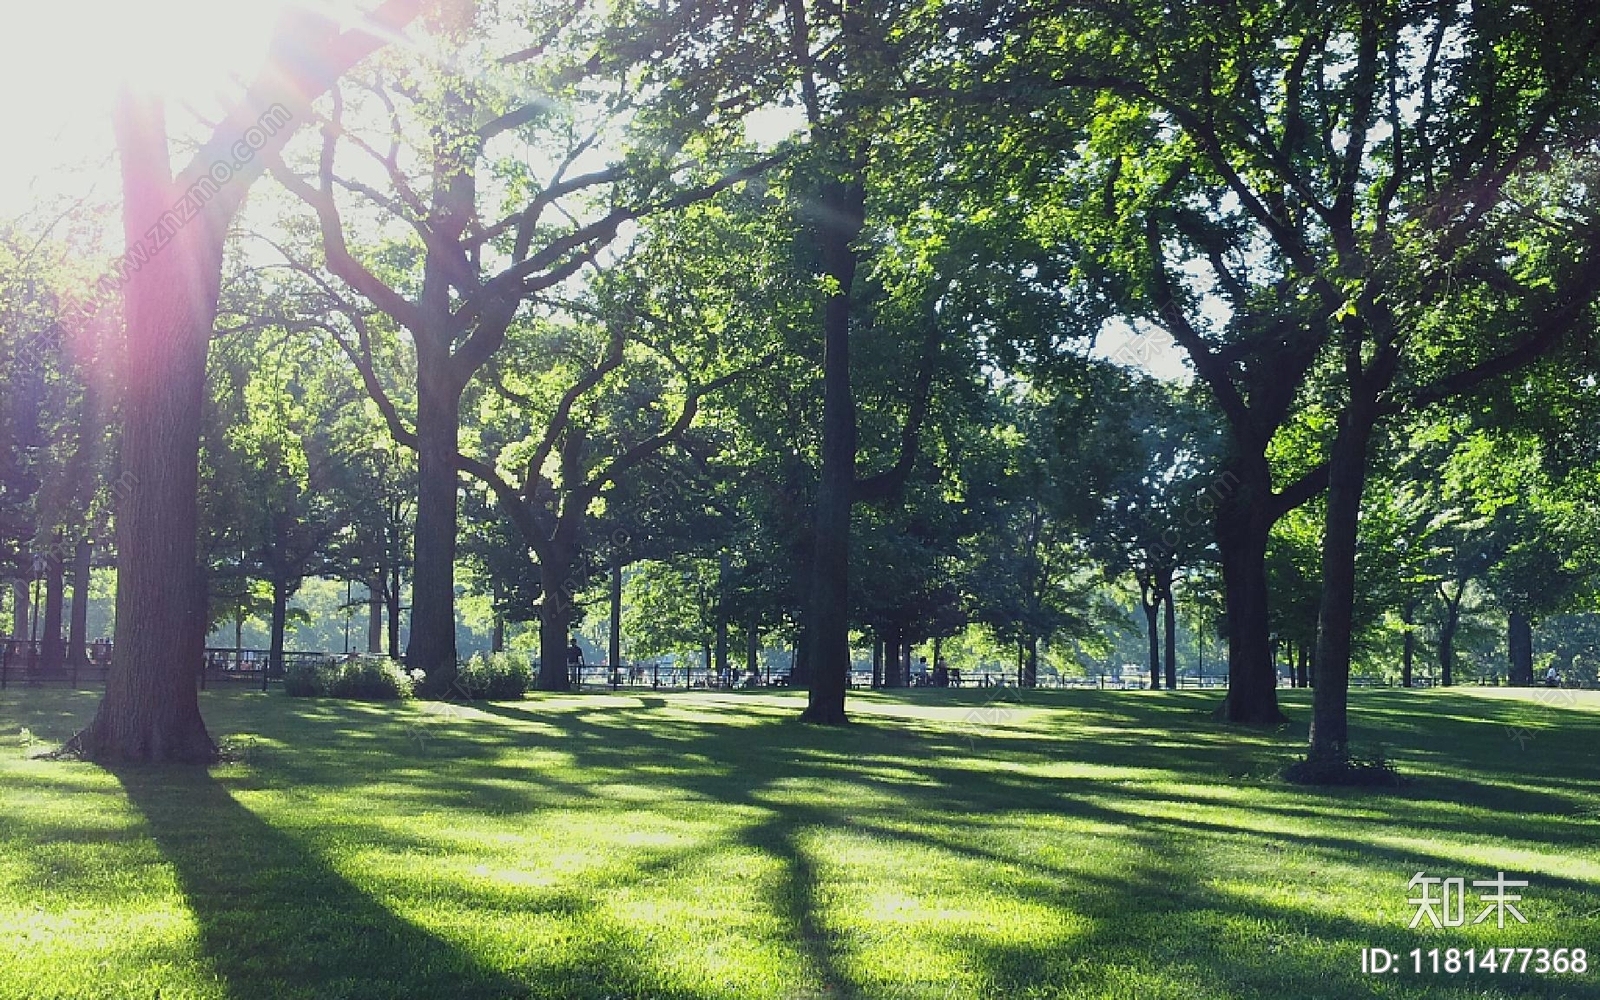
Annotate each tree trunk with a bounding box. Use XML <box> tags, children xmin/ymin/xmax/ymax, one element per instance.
<box><xmin>1024</xmin><ymin>636</ymin><xmax>1038</xmax><ymax>688</ymax></box>
<box><xmin>268</xmin><ymin>575</ymin><xmax>289</xmax><ymax>688</ymax></box>
<box><xmin>799</xmin><ymin>172</ymin><xmax>866</xmax><ymax>726</ymax></box>
<box><xmin>1143</xmin><ymin>598</ymin><xmax>1161</xmax><ymax>690</ymax></box>
<box><xmin>536</xmin><ymin>545</ymin><xmax>577</xmax><ymax>691</ymax></box>
<box><xmin>1308</xmin><ymin>408</ymin><xmax>1375</xmax><ymax>761</ymax></box>
<box><xmin>884</xmin><ymin>626</ymin><xmax>903</xmax><ymax>688</ymax></box>
<box><xmin>714</xmin><ymin>557</ymin><xmax>729</xmax><ymax>685</ymax></box>
<box><xmin>789</xmin><ymin>627</ymin><xmax>810</xmax><ymax>688</ymax></box>
<box><xmin>367</xmin><ymin>580</ymin><xmax>383</xmax><ymax>654</ymax></box>
<box><xmin>1439</xmin><ymin>599</ymin><xmax>1459</xmax><ymax>687</ymax></box>
<box><xmin>407</xmin><ymin>355</ymin><xmax>461</xmax><ymax>691</ymax></box>
<box><xmin>10</xmin><ymin>580</ymin><xmax>27</xmax><ymax>640</ymax></box>
<box><xmin>71</xmin><ymin>3</ymin><xmax>424</xmax><ymax>762</ymax></box>
<box><xmin>872</xmin><ymin>635</ymin><xmax>883</xmax><ymax>688</ymax></box>
<box><xmin>1212</xmin><ymin>467</ymin><xmax>1286</xmax><ymax>722</ymax></box>
<box><xmin>387</xmin><ymin>560</ymin><xmax>402</xmax><ymax>658</ymax></box>
<box><xmin>39</xmin><ymin>551</ymin><xmax>65</xmax><ymax>671</ymax></box>
<box><xmin>1295</xmin><ymin>641</ymin><xmax>1309</xmax><ymax>689</ymax></box>
<box><xmin>609</xmin><ymin>558</ymin><xmax>623</xmax><ymax>679</ymax></box>
<box><xmin>1507</xmin><ymin>610</ymin><xmax>1534</xmax><ymax>686</ymax></box>
<box><xmin>66</xmin><ymin>539</ymin><xmax>92</xmax><ymax>666</ymax></box>
<box><xmin>745</xmin><ymin>614</ymin><xmax>759</xmax><ymax>680</ymax></box>
<box><xmin>75</xmin><ymin>92</ymin><xmax>219</xmax><ymax>763</ymax></box>
<box><xmin>1401</xmin><ymin>603</ymin><xmax>1416</xmax><ymax>688</ymax></box>
<box><xmin>1162</xmin><ymin>577</ymin><xmax>1177</xmax><ymax>689</ymax></box>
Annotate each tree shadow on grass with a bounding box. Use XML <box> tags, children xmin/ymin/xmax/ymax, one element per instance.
<box><xmin>112</xmin><ymin>765</ymin><xmax>530</xmax><ymax>1000</ymax></box>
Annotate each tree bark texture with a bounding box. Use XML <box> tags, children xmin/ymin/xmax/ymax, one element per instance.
<box><xmin>800</xmin><ymin>172</ymin><xmax>866</xmax><ymax>725</ymax></box>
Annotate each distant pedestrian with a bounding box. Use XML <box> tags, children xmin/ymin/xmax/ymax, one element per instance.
<box><xmin>1546</xmin><ymin>665</ymin><xmax>1560</xmax><ymax>687</ymax></box>
<box><xmin>568</xmin><ymin>636</ymin><xmax>585</xmax><ymax>684</ymax></box>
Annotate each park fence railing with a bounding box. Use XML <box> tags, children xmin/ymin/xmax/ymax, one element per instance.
<box><xmin>0</xmin><ymin>641</ymin><xmax>348</xmax><ymax>691</ymax></box>
<box><xmin>0</xmin><ymin>639</ymin><xmax>112</xmax><ymax>689</ymax></box>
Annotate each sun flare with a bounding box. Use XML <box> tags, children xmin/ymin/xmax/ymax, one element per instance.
<box><xmin>0</xmin><ymin>1</ymin><xmax>373</xmax><ymax>217</ymax></box>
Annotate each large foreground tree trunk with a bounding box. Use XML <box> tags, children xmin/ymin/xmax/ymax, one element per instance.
<box><xmin>1308</xmin><ymin>407</ymin><xmax>1375</xmax><ymax>760</ymax></box>
<box><xmin>72</xmin><ymin>3</ymin><xmax>422</xmax><ymax>762</ymax></box>
<box><xmin>800</xmin><ymin>172</ymin><xmax>866</xmax><ymax>726</ymax></box>
<box><xmin>75</xmin><ymin>91</ymin><xmax>220</xmax><ymax>762</ymax></box>
<box><xmin>1212</xmin><ymin>465</ymin><xmax>1287</xmax><ymax>723</ymax></box>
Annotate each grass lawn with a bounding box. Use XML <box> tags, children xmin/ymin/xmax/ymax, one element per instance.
<box><xmin>0</xmin><ymin>684</ymin><xmax>1597</xmax><ymax>999</ymax></box>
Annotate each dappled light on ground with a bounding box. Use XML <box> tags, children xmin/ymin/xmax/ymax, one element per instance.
<box><xmin>1</xmin><ymin>687</ymin><xmax>1597</xmax><ymax>999</ymax></box>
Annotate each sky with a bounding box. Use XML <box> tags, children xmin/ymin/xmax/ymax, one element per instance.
<box><xmin>0</xmin><ymin>1</ymin><xmax>365</xmax><ymax>220</ymax></box>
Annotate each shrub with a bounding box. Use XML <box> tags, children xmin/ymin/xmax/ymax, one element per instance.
<box><xmin>454</xmin><ymin>651</ymin><xmax>532</xmax><ymax>700</ymax></box>
<box><xmin>1282</xmin><ymin>745</ymin><xmax>1404</xmax><ymax>787</ymax></box>
<box><xmin>283</xmin><ymin>655</ymin><xmax>414</xmax><ymax>701</ymax></box>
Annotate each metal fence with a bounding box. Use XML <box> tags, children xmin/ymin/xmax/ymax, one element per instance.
<box><xmin>0</xmin><ymin>641</ymin><xmax>346</xmax><ymax>690</ymax></box>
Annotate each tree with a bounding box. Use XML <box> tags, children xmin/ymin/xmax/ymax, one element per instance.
<box><xmin>270</xmin><ymin>0</ymin><xmax>787</xmax><ymax>691</ymax></box>
<box><xmin>72</xmin><ymin>2</ymin><xmax>420</xmax><ymax>762</ymax></box>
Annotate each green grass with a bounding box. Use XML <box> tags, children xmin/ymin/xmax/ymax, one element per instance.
<box><xmin>1</xmin><ymin>685</ymin><xmax>1597</xmax><ymax>999</ymax></box>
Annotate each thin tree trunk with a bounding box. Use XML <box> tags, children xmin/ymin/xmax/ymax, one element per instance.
<box><xmin>610</xmin><ymin>558</ymin><xmax>623</xmax><ymax>680</ymax></box>
<box><xmin>1296</xmin><ymin>641</ymin><xmax>1309</xmax><ymax>689</ymax></box>
<box><xmin>367</xmin><ymin>580</ymin><xmax>383</xmax><ymax>654</ymax></box>
<box><xmin>1143</xmin><ymin>597</ymin><xmax>1161</xmax><ymax>690</ymax></box>
<box><xmin>884</xmin><ymin>627</ymin><xmax>902</xmax><ymax>688</ymax></box>
<box><xmin>39</xmin><ymin>550</ymin><xmax>65</xmax><ymax>671</ymax></box>
<box><xmin>1507</xmin><ymin>610</ymin><xmax>1534</xmax><ymax>686</ymax></box>
<box><xmin>1309</xmin><ymin>408</ymin><xmax>1375</xmax><ymax>761</ymax></box>
<box><xmin>387</xmin><ymin>560</ymin><xmax>402</xmax><ymax>659</ymax></box>
<box><xmin>1401</xmin><ymin>602</ymin><xmax>1417</xmax><ymax>688</ymax></box>
<box><xmin>268</xmin><ymin>576</ymin><xmax>289</xmax><ymax>688</ymax></box>
<box><xmin>872</xmin><ymin>635</ymin><xmax>883</xmax><ymax>688</ymax></box>
<box><xmin>745</xmin><ymin>614</ymin><xmax>759</xmax><ymax>681</ymax></box>
<box><xmin>1439</xmin><ymin>598</ymin><xmax>1459</xmax><ymax>687</ymax></box>
<box><xmin>800</xmin><ymin>170</ymin><xmax>866</xmax><ymax>725</ymax></box>
<box><xmin>10</xmin><ymin>581</ymin><xmax>27</xmax><ymax>640</ymax></box>
<box><xmin>1162</xmin><ymin>577</ymin><xmax>1177</xmax><ymax>689</ymax></box>
<box><xmin>714</xmin><ymin>556</ymin><xmax>729</xmax><ymax>685</ymax></box>
<box><xmin>1024</xmin><ymin>636</ymin><xmax>1038</xmax><ymax>688</ymax></box>
<box><xmin>66</xmin><ymin>539</ymin><xmax>92</xmax><ymax>666</ymax></box>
